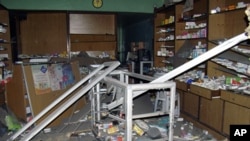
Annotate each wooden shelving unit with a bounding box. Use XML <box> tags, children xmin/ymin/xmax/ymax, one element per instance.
<box><xmin>19</xmin><ymin>12</ymin><xmax>68</xmax><ymax>56</ymax></box>
<box><xmin>207</xmin><ymin>0</ymin><xmax>250</xmax><ymax>138</ymax></box>
<box><xmin>69</xmin><ymin>13</ymin><xmax>117</xmax><ymax>54</ymax></box>
<box><xmin>13</xmin><ymin>12</ymin><xmax>117</xmax><ymax>59</ymax></box>
<box><xmin>153</xmin><ymin>0</ymin><xmax>208</xmax><ymax>72</ymax></box>
<box><xmin>0</xmin><ymin>5</ymin><xmax>12</xmax><ymax>72</ymax></box>
<box><xmin>0</xmin><ymin>5</ymin><xmax>12</xmax><ymax>106</ymax></box>
<box><xmin>159</xmin><ymin>0</ymin><xmax>249</xmax><ymax>140</ymax></box>
<box><xmin>207</xmin><ymin>0</ymin><xmax>250</xmax><ymax>76</ymax></box>
<box><xmin>175</xmin><ymin>0</ymin><xmax>208</xmax><ymax>72</ymax></box>
<box><xmin>153</xmin><ymin>4</ymin><xmax>176</xmax><ymax>67</ymax></box>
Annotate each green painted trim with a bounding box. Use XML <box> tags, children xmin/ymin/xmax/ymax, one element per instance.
<box><xmin>1</xmin><ymin>0</ymin><xmax>165</xmax><ymax>13</ymax></box>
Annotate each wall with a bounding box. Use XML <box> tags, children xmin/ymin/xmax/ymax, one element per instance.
<box><xmin>1</xmin><ymin>0</ymin><xmax>164</xmax><ymax>13</ymax></box>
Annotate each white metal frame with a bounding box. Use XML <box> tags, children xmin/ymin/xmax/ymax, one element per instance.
<box><xmin>90</xmin><ymin>70</ymin><xmax>156</xmax><ymax>124</ymax></box>
<box><xmin>98</xmin><ymin>72</ymin><xmax>176</xmax><ymax>141</ymax></box>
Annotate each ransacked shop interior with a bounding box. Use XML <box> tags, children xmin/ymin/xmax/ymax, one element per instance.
<box><xmin>0</xmin><ymin>0</ymin><xmax>250</xmax><ymax>140</ymax></box>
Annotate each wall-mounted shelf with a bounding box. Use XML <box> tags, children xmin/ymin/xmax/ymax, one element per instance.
<box><xmin>154</xmin><ymin>4</ymin><xmax>176</xmax><ymax>68</ymax></box>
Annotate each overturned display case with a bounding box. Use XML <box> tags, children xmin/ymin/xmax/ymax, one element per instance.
<box><xmin>90</xmin><ymin>69</ymin><xmax>177</xmax><ymax>140</ymax></box>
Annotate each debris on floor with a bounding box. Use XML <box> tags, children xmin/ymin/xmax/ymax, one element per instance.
<box><xmin>59</xmin><ymin>113</ymin><xmax>217</xmax><ymax>141</ymax></box>
<box><xmin>0</xmin><ymin>100</ymin><xmax>220</xmax><ymax>141</ymax></box>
